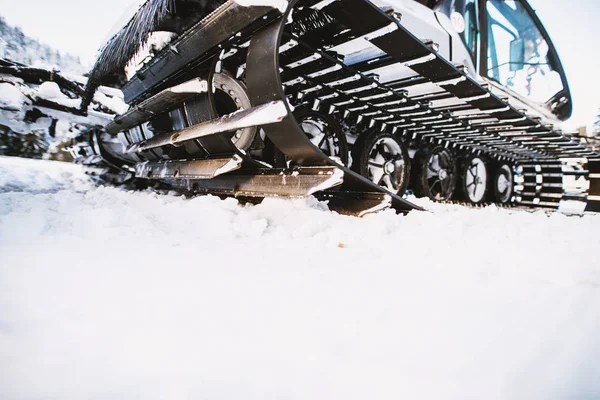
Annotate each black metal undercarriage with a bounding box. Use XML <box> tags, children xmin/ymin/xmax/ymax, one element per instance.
<box><xmin>74</xmin><ymin>0</ymin><xmax>600</xmax><ymax>215</ymax></box>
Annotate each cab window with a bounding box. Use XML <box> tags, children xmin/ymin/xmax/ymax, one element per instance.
<box><xmin>463</xmin><ymin>2</ymin><xmax>478</xmax><ymax>62</ymax></box>
<box><xmin>486</xmin><ymin>0</ymin><xmax>563</xmax><ymax>103</ymax></box>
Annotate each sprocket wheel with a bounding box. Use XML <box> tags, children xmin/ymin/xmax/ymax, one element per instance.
<box><xmin>213</xmin><ymin>71</ymin><xmax>256</xmax><ymax>151</ymax></box>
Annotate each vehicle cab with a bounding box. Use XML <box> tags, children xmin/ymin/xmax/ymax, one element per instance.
<box><xmin>372</xmin><ymin>0</ymin><xmax>572</xmax><ymax>124</ymax></box>
<box><xmin>435</xmin><ymin>0</ymin><xmax>572</xmax><ymax>123</ymax></box>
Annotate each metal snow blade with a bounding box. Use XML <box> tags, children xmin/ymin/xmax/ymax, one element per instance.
<box><xmin>131</xmin><ymin>151</ymin><xmax>413</xmax><ymax>216</ymax></box>
<box><xmin>167</xmin><ymin>165</ymin><xmax>346</xmax><ymax>198</ymax></box>
<box><xmin>135</xmin><ymin>155</ymin><xmax>243</xmax><ymax>180</ymax></box>
<box><xmin>133</xmin><ymin>156</ymin><xmax>407</xmax><ymax>216</ymax></box>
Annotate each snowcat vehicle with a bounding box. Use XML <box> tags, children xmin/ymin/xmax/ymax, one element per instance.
<box><xmin>71</xmin><ymin>0</ymin><xmax>600</xmax><ymax>215</ymax></box>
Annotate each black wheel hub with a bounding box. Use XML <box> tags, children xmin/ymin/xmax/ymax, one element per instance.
<box><xmin>366</xmin><ymin>137</ymin><xmax>407</xmax><ymax>193</ymax></box>
<box><xmin>425</xmin><ymin>148</ymin><xmax>456</xmax><ymax>201</ymax></box>
<box><xmin>295</xmin><ymin>110</ymin><xmax>349</xmax><ymax>166</ymax></box>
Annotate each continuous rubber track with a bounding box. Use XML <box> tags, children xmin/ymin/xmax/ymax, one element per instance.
<box><xmin>76</xmin><ymin>0</ymin><xmax>600</xmax><ymax>213</ymax></box>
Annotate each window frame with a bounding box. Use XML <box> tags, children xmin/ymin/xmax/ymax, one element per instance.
<box><xmin>478</xmin><ymin>0</ymin><xmax>572</xmax><ymax>120</ymax></box>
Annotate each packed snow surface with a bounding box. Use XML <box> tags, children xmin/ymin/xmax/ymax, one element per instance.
<box><xmin>1</xmin><ymin>156</ymin><xmax>600</xmax><ymax>400</ymax></box>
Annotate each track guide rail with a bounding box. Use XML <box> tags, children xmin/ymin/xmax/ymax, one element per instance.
<box><xmin>126</xmin><ymin>101</ymin><xmax>287</xmax><ymax>153</ymax></box>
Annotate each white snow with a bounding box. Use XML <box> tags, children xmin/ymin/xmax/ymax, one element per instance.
<box><xmin>0</xmin><ymin>82</ymin><xmax>30</xmax><ymax>111</ymax></box>
<box><xmin>124</xmin><ymin>31</ymin><xmax>179</xmax><ymax>81</ymax></box>
<box><xmin>36</xmin><ymin>81</ymin><xmax>81</xmax><ymax>109</ymax></box>
<box><xmin>0</xmin><ymin>70</ymin><xmax>117</xmax><ymax>151</ymax></box>
<box><xmin>1</xmin><ymin>156</ymin><xmax>600</xmax><ymax>400</ymax></box>
<box><xmin>93</xmin><ymin>90</ymin><xmax>130</xmax><ymax>115</ymax></box>
<box><xmin>36</xmin><ymin>81</ymin><xmax>66</xmax><ymax>99</ymax></box>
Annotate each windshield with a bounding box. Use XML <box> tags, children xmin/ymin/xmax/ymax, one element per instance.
<box><xmin>486</xmin><ymin>0</ymin><xmax>563</xmax><ymax>103</ymax></box>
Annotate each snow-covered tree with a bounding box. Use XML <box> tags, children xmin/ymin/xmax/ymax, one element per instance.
<box><xmin>0</xmin><ymin>16</ymin><xmax>86</xmax><ymax>74</ymax></box>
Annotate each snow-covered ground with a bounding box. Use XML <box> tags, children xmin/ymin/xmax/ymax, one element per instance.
<box><xmin>1</xmin><ymin>155</ymin><xmax>599</xmax><ymax>400</ymax></box>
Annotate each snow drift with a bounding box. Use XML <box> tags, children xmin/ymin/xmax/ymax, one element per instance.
<box><xmin>0</xmin><ymin>156</ymin><xmax>599</xmax><ymax>400</ymax></box>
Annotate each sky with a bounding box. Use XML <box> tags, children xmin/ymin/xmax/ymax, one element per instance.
<box><xmin>527</xmin><ymin>0</ymin><xmax>600</xmax><ymax>132</ymax></box>
<box><xmin>0</xmin><ymin>0</ymin><xmax>598</xmax><ymax>131</ymax></box>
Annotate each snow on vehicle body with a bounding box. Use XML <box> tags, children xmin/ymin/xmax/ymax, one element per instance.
<box><xmin>75</xmin><ymin>0</ymin><xmax>600</xmax><ymax>214</ymax></box>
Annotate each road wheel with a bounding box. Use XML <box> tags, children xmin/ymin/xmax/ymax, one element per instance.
<box><xmin>460</xmin><ymin>155</ymin><xmax>489</xmax><ymax>204</ymax></box>
<box><xmin>413</xmin><ymin>146</ymin><xmax>457</xmax><ymax>201</ymax></box>
<box><xmin>357</xmin><ymin>132</ymin><xmax>411</xmax><ymax>195</ymax></box>
<box><xmin>294</xmin><ymin>108</ymin><xmax>349</xmax><ymax>166</ymax></box>
<box><xmin>493</xmin><ymin>164</ymin><xmax>514</xmax><ymax>204</ymax></box>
